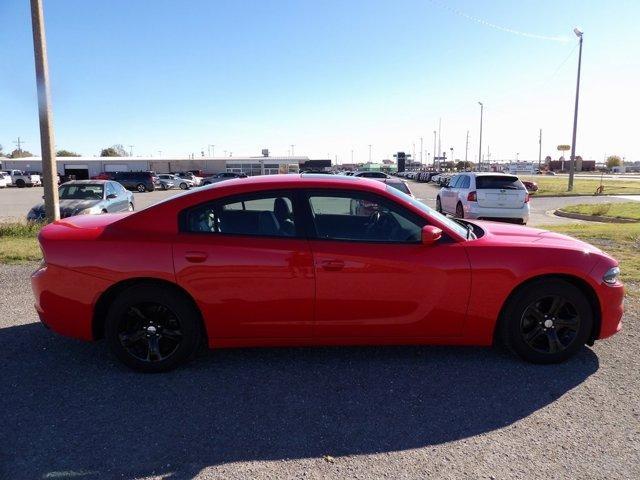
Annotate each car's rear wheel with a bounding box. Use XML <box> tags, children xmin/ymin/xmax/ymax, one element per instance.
<box><xmin>105</xmin><ymin>284</ymin><xmax>202</xmax><ymax>372</ymax></box>
<box><xmin>136</xmin><ymin>183</ymin><xmax>146</xmax><ymax>192</ymax></box>
<box><xmin>16</xmin><ymin>179</ymin><xmax>25</xmax><ymax>188</ymax></box>
<box><xmin>500</xmin><ymin>279</ymin><xmax>593</xmax><ymax>364</ymax></box>
<box><xmin>455</xmin><ymin>202</ymin><xmax>464</xmax><ymax>219</ymax></box>
<box><xmin>436</xmin><ymin>196</ymin><xmax>442</xmax><ymax>213</ymax></box>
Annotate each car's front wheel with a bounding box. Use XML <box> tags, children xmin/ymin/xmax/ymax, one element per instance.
<box><xmin>128</xmin><ymin>202</ymin><xmax>134</xmax><ymax>212</ymax></box>
<box><xmin>180</xmin><ymin>182</ymin><xmax>188</xmax><ymax>190</ymax></box>
<box><xmin>436</xmin><ymin>196</ymin><xmax>443</xmax><ymax>213</ymax></box>
<box><xmin>500</xmin><ymin>279</ymin><xmax>593</xmax><ymax>364</ymax></box>
<box><xmin>105</xmin><ymin>284</ymin><xmax>202</xmax><ymax>372</ymax></box>
<box><xmin>136</xmin><ymin>183</ymin><xmax>146</xmax><ymax>193</ymax></box>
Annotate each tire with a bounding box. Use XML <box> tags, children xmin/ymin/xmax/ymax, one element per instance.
<box><xmin>128</xmin><ymin>202</ymin><xmax>134</xmax><ymax>212</ymax></box>
<box><xmin>436</xmin><ymin>196</ymin><xmax>443</xmax><ymax>213</ymax></box>
<box><xmin>136</xmin><ymin>183</ymin><xmax>146</xmax><ymax>193</ymax></box>
<box><xmin>161</xmin><ymin>183</ymin><xmax>168</xmax><ymax>190</ymax></box>
<box><xmin>499</xmin><ymin>279</ymin><xmax>593</xmax><ymax>364</ymax></box>
<box><xmin>105</xmin><ymin>284</ymin><xmax>202</xmax><ymax>373</ymax></box>
<box><xmin>101</xmin><ymin>209</ymin><xmax>108</xmax><ymax>214</ymax></box>
<box><xmin>455</xmin><ymin>202</ymin><xmax>464</xmax><ymax>219</ymax></box>
<box><xmin>16</xmin><ymin>179</ymin><xmax>25</xmax><ymax>188</ymax></box>
<box><xmin>180</xmin><ymin>182</ymin><xmax>188</xmax><ymax>190</ymax></box>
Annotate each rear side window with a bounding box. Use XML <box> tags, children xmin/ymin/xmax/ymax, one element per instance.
<box><xmin>459</xmin><ymin>176</ymin><xmax>470</xmax><ymax>189</ymax></box>
<box><xmin>476</xmin><ymin>176</ymin><xmax>525</xmax><ymax>190</ymax></box>
<box><xmin>449</xmin><ymin>175</ymin><xmax>461</xmax><ymax>188</ymax></box>
<box><xmin>184</xmin><ymin>193</ymin><xmax>297</xmax><ymax>237</ymax></box>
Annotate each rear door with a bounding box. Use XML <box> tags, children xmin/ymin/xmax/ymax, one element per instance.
<box><xmin>475</xmin><ymin>175</ymin><xmax>528</xmax><ymax>209</ymax></box>
<box><xmin>173</xmin><ymin>190</ymin><xmax>315</xmax><ymax>340</ymax></box>
<box><xmin>442</xmin><ymin>175</ymin><xmax>461</xmax><ymax>213</ymax></box>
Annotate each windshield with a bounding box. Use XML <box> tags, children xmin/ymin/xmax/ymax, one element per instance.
<box><xmin>59</xmin><ymin>184</ymin><xmax>104</xmax><ymax>200</ymax></box>
<box><xmin>386</xmin><ymin>186</ymin><xmax>469</xmax><ymax>239</ymax></box>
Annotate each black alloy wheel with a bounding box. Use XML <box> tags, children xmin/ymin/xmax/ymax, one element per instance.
<box><xmin>117</xmin><ymin>302</ymin><xmax>184</xmax><ymax>363</ymax></box>
<box><xmin>520</xmin><ymin>295</ymin><xmax>581</xmax><ymax>354</ymax></box>
<box><xmin>136</xmin><ymin>183</ymin><xmax>146</xmax><ymax>192</ymax></box>
<box><xmin>105</xmin><ymin>284</ymin><xmax>202</xmax><ymax>372</ymax></box>
<box><xmin>500</xmin><ymin>279</ymin><xmax>593</xmax><ymax>364</ymax></box>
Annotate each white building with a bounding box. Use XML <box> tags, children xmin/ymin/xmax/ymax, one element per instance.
<box><xmin>0</xmin><ymin>155</ymin><xmax>326</xmax><ymax>180</ymax></box>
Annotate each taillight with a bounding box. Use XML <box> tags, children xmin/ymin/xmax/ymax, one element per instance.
<box><xmin>467</xmin><ymin>191</ymin><xmax>477</xmax><ymax>202</ymax></box>
<box><xmin>524</xmin><ymin>193</ymin><xmax>530</xmax><ymax>203</ymax></box>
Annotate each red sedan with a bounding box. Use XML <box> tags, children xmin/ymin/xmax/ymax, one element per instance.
<box><xmin>32</xmin><ymin>174</ymin><xmax>624</xmax><ymax>372</ymax></box>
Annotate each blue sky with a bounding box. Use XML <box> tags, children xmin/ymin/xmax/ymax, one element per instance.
<box><xmin>1</xmin><ymin>0</ymin><xmax>639</xmax><ymax>163</ymax></box>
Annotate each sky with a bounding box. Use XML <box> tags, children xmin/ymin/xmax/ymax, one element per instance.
<box><xmin>1</xmin><ymin>0</ymin><xmax>639</xmax><ymax>164</ymax></box>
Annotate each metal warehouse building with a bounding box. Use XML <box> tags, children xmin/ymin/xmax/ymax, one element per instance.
<box><xmin>1</xmin><ymin>155</ymin><xmax>331</xmax><ymax>180</ymax></box>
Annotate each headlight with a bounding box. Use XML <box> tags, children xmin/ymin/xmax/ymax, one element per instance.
<box><xmin>603</xmin><ymin>266</ymin><xmax>621</xmax><ymax>285</ymax></box>
<box><xmin>77</xmin><ymin>206</ymin><xmax>100</xmax><ymax>215</ymax></box>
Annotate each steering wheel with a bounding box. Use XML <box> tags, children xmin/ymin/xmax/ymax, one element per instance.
<box><xmin>366</xmin><ymin>210</ymin><xmax>399</xmax><ymax>239</ymax></box>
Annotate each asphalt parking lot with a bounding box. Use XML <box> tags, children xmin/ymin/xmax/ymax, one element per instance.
<box><xmin>1</xmin><ymin>263</ymin><xmax>639</xmax><ymax>479</ymax></box>
<box><xmin>1</xmin><ymin>181</ymin><xmax>637</xmax><ymax>226</ymax></box>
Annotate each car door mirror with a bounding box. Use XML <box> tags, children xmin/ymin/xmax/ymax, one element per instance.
<box><xmin>106</xmin><ymin>193</ymin><xmax>117</xmax><ymax>199</ymax></box>
<box><xmin>421</xmin><ymin>225</ymin><xmax>442</xmax><ymax>246</ymax></box>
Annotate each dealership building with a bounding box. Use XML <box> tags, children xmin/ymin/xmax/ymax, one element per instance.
<box><xmin>0</xmin><ymin>154</ymin><xmax>331</xmax><ymax>180</ymax></box>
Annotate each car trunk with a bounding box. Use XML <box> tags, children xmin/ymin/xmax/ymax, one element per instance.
<box><xmin>475</xmin><ymin>176</ymin><xmax>527</xmax><ymax>209</ymax></box>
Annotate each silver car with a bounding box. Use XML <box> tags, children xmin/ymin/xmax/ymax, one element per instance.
<box><xmin>27</xmin><ymin>180</ymin><xmax>135</xmax><ymax>221</ymax></box>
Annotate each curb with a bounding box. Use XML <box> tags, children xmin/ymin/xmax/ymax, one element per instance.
<box><xmin>553</xmin><ymin>209</ymin><xmax>639</xmax><ymax>224</ymax></box>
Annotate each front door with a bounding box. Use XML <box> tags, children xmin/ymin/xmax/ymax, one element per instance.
<box><xmin>173</xmin><ymin>191</ymin><xmax>315</xmax><ymax>341</ymax></box>
<box><xmin>304</xmin><ymin>190</ymin><xmax>471</xmax><ymax>339</ymax></box>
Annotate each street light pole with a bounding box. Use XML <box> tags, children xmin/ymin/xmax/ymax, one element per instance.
<box><xmin>568</xmin><ymin>28</ymin><xmax>584</xmax><ymax>192</ymax></box>
<box><xmin>30</xmin><ymin>0</ymin><xmax>59</xmax><ymax>222</ymax></box>
<box><xmin>419</xmin><ymin>136</ymin><xmax>423</xmax><ymax>166</ymax></box>
<box><xmin>538</xmin><ymin>129</ymin><xmax>542</xmax><ymax>171</ymax></box>
<box><xmin>368</xmin><ymin>144</ymin><xmax>372</xmax><ymax>163</ymax></box>
<box><xmin>478</xmin><ymin>102</ymin><xmax>484</xmax><ymax>171</ymax></box>
<box><xmin>432</xmin><ymin>130</ymin><xmax>436</xmax><ymax>168</ymax></box>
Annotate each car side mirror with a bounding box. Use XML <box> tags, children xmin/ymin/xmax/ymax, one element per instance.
<box><xmin>106</xmin><ymin>193</ymin><xmax>117</xmax><ymax>199</ymax></box>
<box><xmin>421</xmin><ymin>225</ymin><xmax>442</xmax><ymax>246</ymax></box>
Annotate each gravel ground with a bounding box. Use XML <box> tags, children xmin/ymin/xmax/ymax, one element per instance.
<box><xmin>0</xmin><ymin>264</ymin><xmax>638</xmax><ymax>480</ymax></box>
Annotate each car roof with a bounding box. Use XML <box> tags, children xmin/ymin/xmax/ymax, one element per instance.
<box><xmin>62</xmin><ymin>180</ymin><xmax>109</xmax><ymax>185</ymax></box>
<box><xmin>466</xmin><ymin>172</ymin><xmax>517</xmax><ymax>177</ymax></box>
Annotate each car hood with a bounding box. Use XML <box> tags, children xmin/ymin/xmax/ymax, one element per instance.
<box><xmin>471</xmin><ymin>220</ymin><xmax>606</xmax><ymax>255</ymax></box>
<box><xmin>31</xmin><ymin>199</ymin><xmax>101</xmax><ymax>217</ymax></box>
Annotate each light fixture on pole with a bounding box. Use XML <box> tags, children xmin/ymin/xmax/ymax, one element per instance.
<box><xmin>568</xmin><ymin>27</ymin><xmax>583</xmax><ymax>192</ymax></box>
<box><xmin>478</xmin><ymin>102</ymin><xmax>484</xmax><ymax>171</ymax></box>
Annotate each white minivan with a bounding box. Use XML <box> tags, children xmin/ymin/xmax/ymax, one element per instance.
<box><xmin>436</xmin><ymin>172</ymin><xmax>530</xmax><ymax>224</ymax></box>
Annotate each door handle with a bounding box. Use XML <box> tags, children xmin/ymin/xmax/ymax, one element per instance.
<box><xmin>321</xmin><ymin>260</ymin><xmax>345</xmax><ymax>271</ymax></box>
<box><xmin>185</xmin><ymin>251</ymin><xmax>208</xmax><ymax>263</ymax></box>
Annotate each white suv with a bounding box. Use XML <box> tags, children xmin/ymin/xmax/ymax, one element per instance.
<box><xmin>436</xmin><ymin>172</ymin><xmax>530</xmax><ymax>224</ymax></box>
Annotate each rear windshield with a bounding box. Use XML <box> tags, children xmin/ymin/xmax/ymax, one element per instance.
<box><xmin>386</xmin><ymin>181</ymin><xmax>410</xmax><ymax>194</ymax></box>
<box><xmin>475</xmin><ymin>176</ymin><xmax>525</xmax><ymax>190</ymax></box>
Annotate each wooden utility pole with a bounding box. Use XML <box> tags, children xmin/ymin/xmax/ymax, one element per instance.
<box><xmin>30</xmin><ymin>0</ymin><xmax>59</xmax><ymax>222</ymax></box>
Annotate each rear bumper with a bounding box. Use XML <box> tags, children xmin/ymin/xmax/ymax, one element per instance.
<box><xmin>31</xmin><ymin>264</ymin><xmax>110</xmax><ymax>341</ymax></box>
<box><xmin>465</xmin><ymin>203</ymin><xmax>530</xmax><ymax>222</ymax></box>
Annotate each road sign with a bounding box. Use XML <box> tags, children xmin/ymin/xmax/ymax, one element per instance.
<box><xmin>557</xmin><ymin>144</ymin><xmax>571</xmax><ymax>151</ymax></box>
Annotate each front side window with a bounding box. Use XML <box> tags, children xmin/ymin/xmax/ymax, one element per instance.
<box><xmin>106</xmin><ymin>183</ymin><xmax>117</xmax><ymax>197</ymax></box>
<box><xmin>307</xmin><ymin>192</ymin><xmax>422</xmax><ymax>243</ymax></box>
<box><xmin>185</xmin><ymin>193</ymin><xmax>296</xmax><ymax>237</ymax></box>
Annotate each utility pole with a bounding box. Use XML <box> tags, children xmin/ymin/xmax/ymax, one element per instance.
<box><xmin>368</xmin><ymin>144</ymin><xmax>372</xmax><ymax>163</ymax></box>
<box><xmin>478</xmin><ymin>102</ymin><xmax>484</xmax><ymax>172</ymax></box>
<box><xmin>465</xmin><ymin>130</ymin><xmax>469</xmax><ymax>164</ymax></box>
<box><xmin>290</xmin><ymin>144</ymin><xmax>295</xmax><ymax>156</ymax></box>
<box><xmin>128</xmin><ymin>145</ymin><xmax>134</xmax><ymax>156</ymax></box>
<box><xmin>419</xmin><ymin>136</ymin><xmax>423</xmax><ymax>166</ymax></box>
<box><xmin>437</xmin><ymin>118</ymin><xmax>441</xmax><ymax>164</ymax></box>
<box><xmin>433</xmin><ymin>130</ymin><xmax>436</xmax><ymax>167</ymax></box>
<box><xmin>351</xmin><ymin>149</ymin><xmax>354</xmax><ymax>163</ymax></box>
<box><xmin>568</xmin><ymin>28</ymin><xmax>584</xmax><ymax>192</ymax></box>
<box><xmin>13</xmin><ymin>137</ymin><xmax>26</xmax><ymax>154</ymax></box>
<box><xmin>538</xmin><ymin>129</ymin><xmax>542</xmax><ymax>171</ymax></box>
<box><xmin>30</xmin><ymin>0</ymin><xmax>59</xmax><ymax>222</ymax></box>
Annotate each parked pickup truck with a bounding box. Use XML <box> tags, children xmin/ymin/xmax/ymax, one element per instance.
<box><xmin>9</xmin><ymin>170</ymin><xmax>42</xmax><ymax>188</ymax></box>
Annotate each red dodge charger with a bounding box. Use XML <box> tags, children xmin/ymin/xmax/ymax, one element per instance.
<box><xmin>32</xmin><ymin>174</ymin><xmax>624</xmax><ymax>372</ymax></box>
